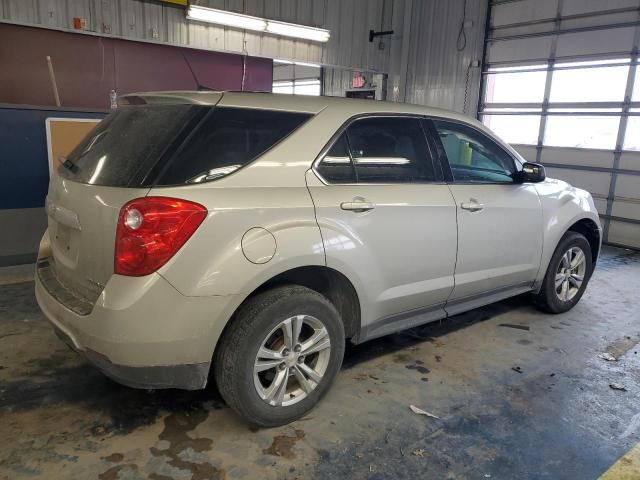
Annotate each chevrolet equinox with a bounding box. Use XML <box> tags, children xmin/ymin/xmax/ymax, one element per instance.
<box><xmin>36</xmin><ymin>91</ymin><xmax>601</xmax><ymax>427</ymax></box>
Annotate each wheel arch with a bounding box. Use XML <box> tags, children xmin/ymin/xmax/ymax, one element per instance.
<box><xmin>216</xmin><ymin>265</ymin><xmax>362</xmax><ymax>357</ymax></box>
<box><xmin>566</xmin><ymin>217</ymin><xmax>601</xmax><ymax>264</ymax></box>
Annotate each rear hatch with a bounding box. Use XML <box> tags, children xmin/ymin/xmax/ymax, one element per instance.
<box><xmin>41</xmin><ymin>99</ymin><xmax>216</xmax><ymax>312</ymax></box>
<box><xmin>40</xmin><ymin>92</ymin><xmax>313</xmax><ymax>313</ymax></box>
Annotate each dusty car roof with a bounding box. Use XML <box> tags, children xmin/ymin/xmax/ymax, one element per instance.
<box><xmin>121</xmin><ymin>90</ymin><xmax>473</xmax><ymax>124</ymax></box>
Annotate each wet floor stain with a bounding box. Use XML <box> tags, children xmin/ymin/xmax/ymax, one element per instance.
<box><xmin>101</xmin><ymin>453</ymin><xmax>124</xmax><ymax>463</ymax></box>
<box><xmin>605</xmin><ymin>334</ymin><xmax>640</xmax><ymax>359</ymax></box>
<box><xmin>98</xmin><ymin>463</ymin><xmax>139</xmax><ymax>480</ymax></box>
<box><xmin>262</xmin><ymin>429</ymin><xmax>306</xmax><ymax>460</ymax></box>
<box><xmin>149</xmin><ymin>410</ymin><xmax>223</xmax><ymax>480</ymax></box>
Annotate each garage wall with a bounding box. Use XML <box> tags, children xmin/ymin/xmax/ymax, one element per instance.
<box><xmin>0</xmin><ymin>0</ymin><xmax>392</xmax><ymax>73</ymax></box>
<box><xmin>323</xmin><ymin>0</ymin><xmax>488</xmax><ymax>114</ymax></box>
<box><xmin>479</xmin><ymin>0</ymin><xmax>640</xmax><ymax>250</ymax></box>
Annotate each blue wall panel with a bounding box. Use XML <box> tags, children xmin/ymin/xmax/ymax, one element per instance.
<box><xmin>0</xmin><ymin>108</ymin><xmax>106</xmax><ymax>210</ymax></box>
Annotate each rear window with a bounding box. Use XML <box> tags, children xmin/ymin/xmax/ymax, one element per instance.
<box><xmin>58</xmin><ymin>105</ymin><xmax>311</xmax><ymax>187</ymax></box>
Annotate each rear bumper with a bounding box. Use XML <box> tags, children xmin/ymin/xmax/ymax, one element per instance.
<box><xmin>35</xmin><ymin>268</ymin><xmax>242</xmax><ymax>390</ymax></box>
<box><xmin>53</xmin><ymin>326</ymin><xmax>209</xmax><ymax>389</ymax></box>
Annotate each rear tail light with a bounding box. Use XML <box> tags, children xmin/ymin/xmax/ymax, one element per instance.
<box><xmin>115</xmin><ymin>197</ymin><xmax>207</xmax><ymax>276</ymax></box>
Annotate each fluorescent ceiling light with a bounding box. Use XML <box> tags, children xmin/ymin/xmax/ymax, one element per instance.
<box><xmin>266</xmin><ymin>21</ymin><xmax>330</xmax><ymax>42</ymax></box>
<box><xmin>187</xmin><ymin>5</ymin><xmax>266</xmax><ymax>32</ymax></box>
<box><xmin>186</xmin><ymin>5</ymin><xmax>330</xmax><ymax>43</ymax></box>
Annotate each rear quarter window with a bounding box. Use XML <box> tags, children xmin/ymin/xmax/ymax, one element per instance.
<box><xmin>155</xmin><ymin>108</ymin><xmax>311</xmax><ymax>185</ymax></box>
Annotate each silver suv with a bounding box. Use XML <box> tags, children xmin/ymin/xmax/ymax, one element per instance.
<box><xmin>36</xmin><ymin>92</ymin><xmax>601</xmax><ymax>426</ymax></box>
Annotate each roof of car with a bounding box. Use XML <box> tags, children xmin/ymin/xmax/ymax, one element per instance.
<box><xmin>121</xmin><ymin>90</ymin><xmax>474</xmax><ymax>124</ymax></box>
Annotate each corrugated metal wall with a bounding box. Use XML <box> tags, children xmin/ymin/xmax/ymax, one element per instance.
<box><xmin>403</xmin><ymin>0</ymin><xmax>487</xmax><ymax>113</ymax></box>
<box><xmin>324</xmin><ymin>0</ymin><xmax>487</xmax><ymax>113</ymax></box>
<box><xmin>0</xmin><ymin>0</ymin><xmax>391</xmax><ymax>72</ymax></box>
<box><xmin>1</xmin><ymin>0</ymin><xmax>488</xmax><ymax>113</ymax></box>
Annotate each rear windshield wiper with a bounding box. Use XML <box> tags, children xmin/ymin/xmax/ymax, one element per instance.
<box><xmin>58</xmin><ymin>156</ymin><xmax>79</xmax><ymax>174</ymax></box>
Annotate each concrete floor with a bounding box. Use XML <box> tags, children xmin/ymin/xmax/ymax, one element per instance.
<box><xmin>1</xmin><ymin>246</ymin><xmax>639</xmax><ymax>480</ymax></box>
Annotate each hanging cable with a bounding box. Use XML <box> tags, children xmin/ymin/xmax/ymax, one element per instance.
<box><xmin>456</xmin><ymin>0</ymin><xmax>468</xmax><ymax>51</ymax></box>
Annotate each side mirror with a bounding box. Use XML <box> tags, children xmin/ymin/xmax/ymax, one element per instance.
<box><xmin>519</xmin><ymin>162</ymin><xmax>546</xmax><ymax>183</ymax></box>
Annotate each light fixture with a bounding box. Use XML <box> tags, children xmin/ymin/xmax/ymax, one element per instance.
<box><xmin>186</xmin><ymin>5</ymin><xmax>330</xmax><ymax>43</ymax></box>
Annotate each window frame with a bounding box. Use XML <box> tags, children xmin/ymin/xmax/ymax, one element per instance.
<box><xmin>312</xmin><ymin>113</ymin><xmax>445</xmax><ymax>186</ymax></box>
<box><xmin>424</xmin><ymin>117</ymin><xmax>523</xmax><ymax>185</ymax></box>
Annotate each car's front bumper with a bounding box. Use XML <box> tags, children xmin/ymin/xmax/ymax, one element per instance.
<box><xmin>35</xmin><ymin>265</ymin><xmax>241</xmax><ymax>390</ymax></box>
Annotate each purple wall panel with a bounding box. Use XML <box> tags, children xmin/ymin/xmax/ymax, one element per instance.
<box><xmin>0</xmin><ymin>24</ymin><xmax>273</xmax><ymax>109</ymax></box>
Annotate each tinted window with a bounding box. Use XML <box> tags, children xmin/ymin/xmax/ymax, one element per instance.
<box><xmin>346</xmin><ymin>117</ymin><xmax>435</xmax><ymax>183</ymax></box>
<box><xmin>58</xmin><ymin>106</ymin><xmax>311</xmax><ymax>187</ymax></box>
<box><xmin>433</xmin><ymin>120</ymin><xmax>517</xmax><ymax>183</ymax></box>
<box><xmin>156</xmin><ymin>108</ymin><xmax>311</xmax><ymax>185</ymax></box>
<box><xmin>59</xmin><ymin>105</ymin><xmax>200</xmax><ymax>186</ymax></box>
<box><xmin>316</xmin><ymin>134</ymin><xmax>356</xmax><ymax>183</ymax></box>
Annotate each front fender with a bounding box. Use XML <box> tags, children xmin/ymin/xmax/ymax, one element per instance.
<box><xmin>534</xmin><ymin>179</ymin><xmax>601</xmax><ymax>287</ymax></box>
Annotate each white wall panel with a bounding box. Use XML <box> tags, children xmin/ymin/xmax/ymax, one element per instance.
<box><xmin>562</xmin><ymin>0</ymin><xmax>640</xmax><ymax>17</ymax></box>
<box><xmin>541</xmin><ymin>147</ymin><xmax>615</xmax><ymax>169</ymax></box>
<box><xmin>544</xmin><ymin>167</ymin><xmax>612</xmax><ymax>196</ymax></box>
<box><xmin>612</xmin><ymin>201</ymin><xmax>640</xmax><ymax>221</ymax></box>
<box><xmin>608</xmin><ymin>221</ymin><xmax>640</xmax><ymax>248</ymax></box>
<box><xmin>615</xmin><ymin>174</ymin><xmax>640</xmax><ymax>200</ymax></box>
<box><xmin>492</xmin><ymin>0</ymin><xmax>558</xmax><ymax>27</ymax></box>
<box><xmin>619</xmin><ymin>152</ymin><xmax>640</xmax><ymax>171</ymax></box>
<box><xmin>488</xmin><ymin>36</ymin><xmax>553</xmax><ymax>63</ymax></box>
<box><xmin>555</xmin><ymin>27</ymin><xmax>636</xmax><ymax>58</ymax></box>
<box><xmin>512</xmin><ymin>145</ymin><xmax>538</xmax><ymax>162</ymax></box>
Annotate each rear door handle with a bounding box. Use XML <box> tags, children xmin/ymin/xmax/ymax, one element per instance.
<box><xmin>460</xmin><ymin>199</ymin><xmax>484</xmax><ymax>212</ymax></box>
<box><xmin>340</xmin><ymin>201</ymin><xmax>375</xmax><ymax>212</ymax></box>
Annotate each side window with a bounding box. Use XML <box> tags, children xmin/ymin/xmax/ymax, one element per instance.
<box><xmin>316</xmin><ymin>134</ymin><xmax>357</xmax><ymax>184</ymax></box>
<box><xmin>346</xmin><ymin>117</ymin><xmax>436</xmax><ymax>183</ymax></box>
<box><xmin>432</xmin><ymin>119</ymin><xmax>517</xmax><ymax>184</ymax></box>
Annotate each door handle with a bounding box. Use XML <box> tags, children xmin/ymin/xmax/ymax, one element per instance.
<box><xmin>340</xmin><ymin>201</ymin><xmax>375</xmax><ymax>212</ymax></box>
<box><xmin>460</xmin><ymin>199</ymin><xmax>484</xmax><ymax>212</ymax></box>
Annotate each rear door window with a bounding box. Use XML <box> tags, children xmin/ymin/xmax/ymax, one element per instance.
<box><xmin>58</xmin><ymin>105</ymin><xmax>311</xmax><ymax>187</ymax></box>
<box><xmin>345</xmin><ymin>117</ymin><xmax>436</xmax><ymax>183</ymax></box>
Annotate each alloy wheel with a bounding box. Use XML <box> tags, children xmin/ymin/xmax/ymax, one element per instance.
<box><xmin>253</xmin><ymin>315</ymin><xmax>331</xmax><ymax>407</ymax></box>
<box><xmin>555</xmin><ymin>246</ymin><xmax>587</xmax><ymax>302</ymax></box>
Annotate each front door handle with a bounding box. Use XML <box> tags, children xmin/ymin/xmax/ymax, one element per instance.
<box><xmin>341</xmin><ymin>201</ymin><xmax>375</xmax><ymax>212</ymax></box>
<box><xmin>460</xmin><ymin>199</ymin><xmax>484</xmax><ymax>212</ymax></box>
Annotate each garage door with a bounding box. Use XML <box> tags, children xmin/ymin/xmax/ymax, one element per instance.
<box><xmin>479</xmin><ymin>0</ymin><xmax>640</xmax><ymax>250</ymax></box>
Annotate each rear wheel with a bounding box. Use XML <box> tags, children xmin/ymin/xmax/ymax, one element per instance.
<box><xmin>214</xmin><ymin>285</ymin><xmax>345</xmax><ymax>427</ymax></box>
<box><xmin>533</xmin><ymin>231</ymin><xmax>593</xmax><ymax>313</ymax></box>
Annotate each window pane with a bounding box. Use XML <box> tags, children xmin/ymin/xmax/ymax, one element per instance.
<box><xmin>156</xmin><ymin>108</ymin><xmax>311</xmax><ymax>185</ymax></box>
<box><xmin>316</xmin><ymin>134</ymin><xmax>356</xmax><ymax>183</ymax></box>
<box><xmin>433</xmin><ymin>120</ymin><xmax>516</xmax><ymax>183</ymax></box>
<box><xmin>633</xmin><ymin>66</ymin><xmax>640</xmax><ymax>101</ymax></box>
<box><xmin>624</xmin><ymin>115</ymin><xmax>640</xmax><ymax>151</ymax></box>
<box><xmin>59</xmin><ymin>105</ymin><xmax>199</xmax><ymax>187</ymax></box>
<box><xmin>273</xmin><ymin>82</ymin><xmax>294</xmax><ymax>94</ymax></box>
<box><xmin>346</xmin><ymin>117</ymin><xmax>435</xmax><ymax>183</ymax></box>
<box><xmin>549</xmin><ymin>64</ymin><xmax>629</xmax><ymax>102</ymax></box>
<box><xmin>544</xmin><ymin>115</ymin><xmax>620</xmax><ymax>149</ymax></box>
<box><xmin>484</xmin><ymin>70</ymin><xmax>547</xmax><ymax>103</ymax></box>
<box><xmin>482</xmin><ymin>114</ymin><xmax>541</xmax><ymax>145</ymax></box>
<box><xmin>294</xmin><ymin>80</ymin><xmax>321</xmax><ymax>96</ymax></box>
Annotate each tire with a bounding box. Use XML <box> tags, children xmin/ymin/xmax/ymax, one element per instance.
<box><xmin>214</xmin><ymin>285</ymin><xmax>345</xmax><ymax>427</ymax></box>
<box><xmin>533</xmin><ymin>231</ymin><xmax>593</xmax><ymax>314</ymax></box>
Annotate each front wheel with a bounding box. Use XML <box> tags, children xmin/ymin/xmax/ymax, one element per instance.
<box><xmin>214</xmin><ymin>285</ymin><xmax>345</xmax><ymax>427</ymax></box>
<box><xmin>533</xmin><ymin>231</ymin><xmax>593</xmax><ymax>313</ymax></box>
